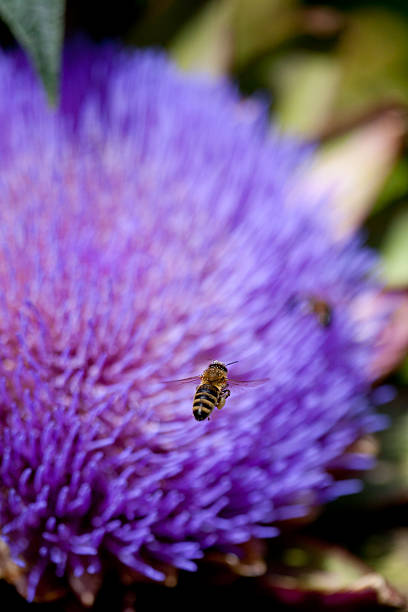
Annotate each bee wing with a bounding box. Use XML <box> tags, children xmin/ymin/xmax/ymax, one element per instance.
<box><xmin>163</xmin><ymin>375</ymin><xmax>202</xmax><ymax>385</ymax></box>
<box><xmin>227</xmin><ymin>378</ymin><xmax>269</xmax><ymax>387</ymax></box>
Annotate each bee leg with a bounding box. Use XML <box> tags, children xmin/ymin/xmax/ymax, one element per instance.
<box><xmin>217</xmin><ymin>397</ymin><xmax>225</xmax><ymax>410</ymax></box>
<box><xmin>217</xmin><ymin>388</ymin><xmax>230</xmax><ymax>410</ymax></box>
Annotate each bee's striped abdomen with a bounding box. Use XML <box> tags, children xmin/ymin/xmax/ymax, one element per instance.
<box><xmin>193</xmin><ymin>384</ymin><xmax>219</xmax><ymax>421</ymax></box>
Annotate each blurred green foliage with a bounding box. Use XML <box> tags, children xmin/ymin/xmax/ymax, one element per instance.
<box><xmin>381</xmin><ymin>210</ymin><xmax>408</xmax><ymax>287</ymax></box>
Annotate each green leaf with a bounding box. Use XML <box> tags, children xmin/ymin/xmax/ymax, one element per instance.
<box><xmin>373</xmin><ymin>159</ymin><xmax>408</xmax><ymax>214</ymax></box>
<box><xmin>364</xmin><ymin>529</ymin><xmax>408</xmax><ymax>601</ymax></box>
<box><xmin>381</xmin><ymin>207</ymin><xmax>408</xmax><ymax>287</ymax></box>
<box><xmin>0</xmin><ymin>0</ymin><xmax>65</xmax><ymax>105</ymax></box>
<box><xmin>262</xmin><ymin>537</ymin><xmax>405</xmax><ymax>609</ymax></box>
<box><xmin>303</xmin><ymin>110</ymin><xmax>405</xmax><ymax>238</ymax></box>
<box><xmin>398</xmin><ymin>353</ymin><xmax>408</xmax><ymax>383</ymax></box>
<box><xmin>170</xmin><ymin>0</ymin><xmax>233</xmax><ymax>77</ymax></box>
<box><xmin>273</xmin><ymin>53</ymin><xmax>340</xmax><ymax>136</ymax></box>
<box><xmin>232</xmin><ymin>0</ymin><xmax>297</xmax><ymax>69</ymax></box>
<box><xmin>360</xmin><ymin>390</ymin><xmax>408</xmax><ymax>505</ymax></box>
<box><xmin>334</xmin><ymin>9</ymin><xmax>408</xmax><ymax>119</ymax></box>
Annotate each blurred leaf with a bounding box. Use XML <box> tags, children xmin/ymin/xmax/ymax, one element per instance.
<box><xmin>351</xmin><ymin>288</ymin><xmax>408</xmax><ymax>381</ymax></box>
<box><xmin>381</xmin><ymin>208</ymin><xmax>408</xmax><ymax>287</ymax></box>
<box><xmin>206</xmin><ymin>539</ymin><xmax>268</xmax><ymax>578</ymax></box>
<box><xmin>398</xmin><ymin>353</ymin><xmax>408</xmax><ymax>383</ymax></box>
<box><xmin>373</xmin><ymin>158</ymin><xmax>408</xmax><ymax>214</ymax></box>
<box><xmin>364</xmin><ymin>530</ymin><xmax>408</xmax><ymax>600</ymax></box>
<box><xmin>361</xmin><ymin>393</ymin><xmax>408</xmax><ymax>505</ymax></box>
<box><xmin>335</xmin><ymin>9</ymin><xmax>408</xmax><ymax>118</ymax></box>
<box><xmin>368</xmin><ymin>291</ymin><xmax>408</xmax><ymax>380</ymax></box>
<box><xmin>170</xmin><ymin>0</ymin><xmax>233</xmax><ymax>76</ymax></box>
<box><xmin>304</xmin><ymin>109</ymin><xmax>406</xmax><ymax>238</ymax></box>
<box><xmin>171</xmin><ymin>0</ymin><xmax>300</xmax><ymax>77</ymax></box>
<box><xmin>261</xmin><ymin>538</ymin><xmax>405</xmax><ymax>609</ymax></box>
<box><xmin>232</xmin><ymin>0</ymin><xmax>298</xmax><ymax>69</ymax></box>
<box><xmin>0</xmin><ymin>0</ymin><xmax>65</xmax><ymax>105</ymax></box>
<box><xmin>126</xmin><ymin>1</ymin><xmax>206</xmax><ymax>49</ymax></box>
<box><xmin>272</xmin><ymin>53</ymin><xmax>341</xmax><ymax>136</ymax></box>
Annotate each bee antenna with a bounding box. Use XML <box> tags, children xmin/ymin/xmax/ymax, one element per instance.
<box><xmin>226</xmin><ymin>360</ymin><xmax>239</xmax><ymax>366</ymax></box>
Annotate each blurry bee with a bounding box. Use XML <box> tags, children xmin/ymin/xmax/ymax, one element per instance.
<box><xmin>287</xmin><ymin>295</ymin><xmax>333</xmax><ymax>328</ymax></box>
<box><xmin>308</xmin><ymin>297</ymin><xmax>333</xmax><ymax>328</ymax></box>
<box><xmin>166</xmin><ymin>360</ymin><xmax>267</xmax><ymax>421</ymax></box>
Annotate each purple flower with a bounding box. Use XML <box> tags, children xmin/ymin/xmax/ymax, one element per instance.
<box><xmin>0</xmin><ymin>43</ymin><xmax>387</xmax><ymax>601</ymax></box>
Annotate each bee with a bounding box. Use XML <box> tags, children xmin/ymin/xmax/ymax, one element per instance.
<box><xmin>287</xmin><ymin>295</ymin><xmax>333</xmax><ymax>328</ymax></box>
<box><xmin>166</xmin><ymin>360</ymin><xmax>267</xmax><ymax>421</ymax></box>
<box><xmin>308</xmin><ymin>297</ymin><xmax>333</xmax><ymax>328</ymax></box>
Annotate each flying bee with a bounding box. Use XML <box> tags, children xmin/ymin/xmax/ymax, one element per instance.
<box><xmin>165</xmin><ymin>360</ymin><xmax>267</xmax><ymax>421</ymax></box>
<box><xmin>308</xmin><ymin>297</ymin><xmax>333</xmax><ymax>328</ymax></box>
<box><xmin>287</xmin><ymin>295</ymin><xmax>333</xmax><ymax>328</ymax></box>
